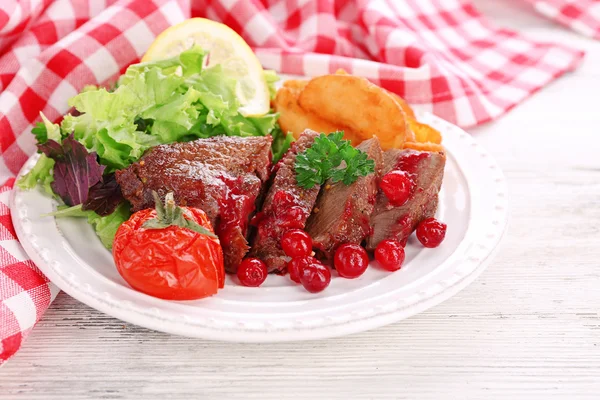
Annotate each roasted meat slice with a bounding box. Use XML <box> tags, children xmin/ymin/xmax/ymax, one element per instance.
<box><xmin>366</xmin><ymin>149</ymin><xmax>445</xmax><ymax>250</ymax></box>
<box><xmin>305</xmin><ymin>137</ymin><xmax>383</xmax><ymax>262</ymax></box>
<box><xmin>115</xmin><ymin>136</ymin><xmax>272</xmax><ymax>273</ymax></box>
<box><xmin>250</xmin><ymin>129</ymin><xmax>320</xmax><ymax>272</ymax></box>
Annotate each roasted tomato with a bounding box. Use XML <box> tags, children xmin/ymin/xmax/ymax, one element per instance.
<box><xmin>113</xmin><ymin>192</ymin><xmax>224</xmax><ymax>300</ymax></box>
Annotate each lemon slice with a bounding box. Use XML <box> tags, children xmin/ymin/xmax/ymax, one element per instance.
<box><xmin>142</xmin><ymin>18</ymin><xmax>269</xmax><ymax>116</ymax></box>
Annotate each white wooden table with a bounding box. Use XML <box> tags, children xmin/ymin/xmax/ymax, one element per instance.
<box><xmin>1</xmin><ymin>1</ymin><xmax>599</xmax><ymax>398</ymax></box>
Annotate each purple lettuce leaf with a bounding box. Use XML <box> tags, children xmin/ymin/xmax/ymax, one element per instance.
<box><xmin>38</xmin><ymin>134</ymin><xmax>105</xmax><ymax>206</ymax></box>
<box><xmin>82</xmin><ymin>173</ymin><xmax>124</xmax><ymax>216</ymax></box>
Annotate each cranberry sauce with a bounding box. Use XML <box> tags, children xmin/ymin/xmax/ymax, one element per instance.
<box><xmin>215</xmin><ymin>174</ymin><xmax>258</xmax><ymax>246</ymax></box>
<box><xmin>395</xmin><ymin>151</ymin><xmax>431</xmax><ymax>176</ymax></box>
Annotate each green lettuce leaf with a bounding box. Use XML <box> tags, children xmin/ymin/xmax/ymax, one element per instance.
<box><xmin>42</xmin><ymin>204</ymin><xmax>88</xmax><ymax>218</ymax></box>
<box><xmin>45</xmin><ymin>203</ymin><xmax>130</xmax><ymax>249</ymax></box>
<box><xmin>271</xmin><ymin>124</ymin><xmax>294</xmax><ymax>163</ymax></box>
<box><xmin>193</xmin><ymin>64</ymin><xmax>239</xmax><ymax>111</ymax></box>
<box><xmin>264</xmin><ymin>70</ymin><xmax>279</xmax><ymax>100</ymax></box>
<box><xmin>41</xmin><ymin>113</ymin><xmax>63</xmax><ymax>142</ymax></box>
<box><xmin>30</xmin><ymin>113</ymin><xmax>62</xmax><ymax>145</ymax></box>
<box><xmin>31</xmin><ymin>122</ymin><xmax>47</xmax><ymax>144</ymax></box>
<box><xmin>141</xmin><ymin>87</ymin><xmax>203</xmax><ymax>142</ymax></box>
<box><xmin>249</xmin><ymin>112</ymin><xmax>279</xmax><ymax>136</ymax></box>
<box><xmin>87</xmin><ymin>202</ymin><xmax>130</xmax><ymax>249</ymax></box>
<box><xmin>17</xmin><ymin>154</ymin><xmax>55</xmax><ymax>195</ymax></box>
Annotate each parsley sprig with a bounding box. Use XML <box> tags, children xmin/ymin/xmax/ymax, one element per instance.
<box><xmin>294</xmin><ymin>131</ymin><xmax>375</xmax><ymax>189</ymax></box>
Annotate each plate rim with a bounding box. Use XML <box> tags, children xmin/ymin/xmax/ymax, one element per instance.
<box><xmin>10</xmin><ymin>111</ymin><xmax>509</xmax><ymax>342</ymax></box>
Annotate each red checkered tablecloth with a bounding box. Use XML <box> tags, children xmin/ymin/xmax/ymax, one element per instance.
<box><xmin>0</xmin><ymin>0</ymin><xmax>597</xmax><ymax>365</ymax></box>
<box><xmin>525</xmin><ymin>0</ymin><xmax>600</xmax><ymax>39</ymax></box>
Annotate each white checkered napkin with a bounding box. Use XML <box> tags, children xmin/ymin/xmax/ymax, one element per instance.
<box><xmin>0</xmin><ymin>0</ymin><xmax>598</xmax><ymax>365</ymax></box>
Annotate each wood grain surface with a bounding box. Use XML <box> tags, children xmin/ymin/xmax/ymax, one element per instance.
<box><xmin>1</xmin><ymin>1</ymin><xmax>599</xmax><ymax>398</ymax></box>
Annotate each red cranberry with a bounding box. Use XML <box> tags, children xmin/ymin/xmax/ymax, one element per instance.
<box><xmin>416</xmin><ymin>218</ymin><xmax>447</xmax><ymax>248</ymax></box>
<box><xmin>299</xmin><ymin>261</ymin><xmax>331</xmax><ymax>293</ymax></box>
<box><xmin>334</xmin><ymin>243</ymin><xmax>369</xmax><ymax>279</ymax></box>
<box><xmin>281</xmin><ymin>229</ymin><xmax>312</xmax><ymax>258</ymax></box>
<box><xmin>287</xmin><ymin>255</ymin><xmax>318</xmax><ymax>283</ymax></box>
<box><xmin>374</xmin><ymin>240</ymin><xmax>405</xmax><ymax>271</ymax></box>
<box><xmin>380</xmin><ymin>170</ymin><xmax>413</xmax><ymax>206</ymax></box>
<box><xmin>237</xmin><ymin>258</ymin><xmax>268</xmax><ymax>287</ymax></box>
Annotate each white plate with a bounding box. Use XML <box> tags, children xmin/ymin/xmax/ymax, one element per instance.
<box><xmin>11</xmin><ymin>110</ymin><xmax>508</xmax><ymax>342</ymax></box>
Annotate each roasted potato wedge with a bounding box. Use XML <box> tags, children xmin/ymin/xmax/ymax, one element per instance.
<box><xmin>403</xmin><ymin>141</ymin><xmax>445</xmax><ymax>153</ymax></box>
<box><xmin>297</xmin><ymin>74</ymin><xmax>408</xmax><ymax>150</ymax></box>
<box><xmin>274</xmin><ymin>84</ymin><xmax>343</xmax><ymax>141</ymax></box>
<box><xmin>336</xmin><ymin>68</ymin><xmax>416</xmax><ymax>119</ymax></box>
<box><xmin>282</xmin><ymin>79</ymin><xmax>308</xmax><ymax>94</ymax></box>
<box><xmin>408</xmin><ymin>119</ymin><xmax>442</xmax><ymax>144</ymax></box>
<box><xmin>274</xmin><ymin>72</ymin><xmax>440</xmax><ymax>150</ymax></box>
<box><xmin>387</xmin><ymin>91</ymin><xmax>416</xmax><ymax>120</ymax></box>
<box><xmin>335</xmin><ymin>69</ymin><xmax>417</xmax><ymax>141</ymax></box>
<box><xmin>404</xmin><ymin>124</ymin><xmax>417</xmax><ymax>142</ymax></box>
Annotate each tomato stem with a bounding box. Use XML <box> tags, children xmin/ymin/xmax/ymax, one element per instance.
<box><xmin>142</xmin><ymin>191</ymin><xmax>217</xmax><ymax>238</ymax></box>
